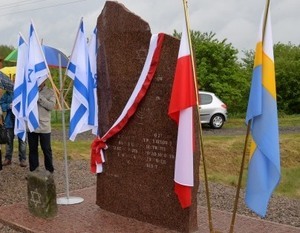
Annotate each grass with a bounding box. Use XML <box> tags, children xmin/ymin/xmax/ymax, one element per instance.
<box><xmin>278</xmin><ymin>114</ymin><xmax>300</xmax><ymax>127</ymax></box>
<box><xmin>52</xmin><ymin>140</ymin><xmax>91</xmax><ymax>160</ymax></box>
<box><xmin>224</xmin><ymin>114</ymin><xmax>300</xmax><ymax>128</ymax></box>
<box><xmin>200</xmin><ymin>131</ymin><xmax>300</xmax><ymax>199</ymax></box>
<box><xmin>277</xmin><ymin>167</ymin><xmax>300</xmax><ymax>197</ymax></box>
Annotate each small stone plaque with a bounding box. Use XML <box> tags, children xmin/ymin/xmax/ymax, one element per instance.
<box><xmin>27</xmin><ymin>169</ymin><xmax>57</xmax><ymax>218</ymax></box>
<box><xmin>96</xmin><ymin>2</ymin><xmax>200</xmax><ymax>232</ymax></box>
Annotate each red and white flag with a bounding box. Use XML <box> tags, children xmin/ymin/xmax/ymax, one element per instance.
<box><xmin>168</xmin><ymin>24</ymin><xmax>197</xmax><ymax>208</ymax></box>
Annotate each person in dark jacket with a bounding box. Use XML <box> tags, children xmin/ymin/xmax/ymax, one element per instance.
<box><xmin>0</xmin><ymin>91</ymin><xmax>27</xmax><ymax>167</ymax></box>
<box><xmin>0</xmin><ymin>105</ymin><xmax>2</xmax><ymax>170</ymax></box>
<box><xmin>28</xmin><ymin>82</ymin><xmax>56</xmax><ymax>173</ymax></box>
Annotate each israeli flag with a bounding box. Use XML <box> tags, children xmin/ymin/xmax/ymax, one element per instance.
<box><xmin>26</xmin><ymin>21</ymin><xmax>49</xmax><ymax>132</ymax></box>
<box><xmin>12</xmin><ymin>33</ymin><xmax>28</xmax><ymax>141</ymax></box>
<box><xmin>87</xmin><ymin>27</ymin><xmax>98</xmax><ymax>135</ymax></box>
<box><xmin>67</xmin><ymin>19</ymin><xmax>92</xmax><ymax>141</ymax></box>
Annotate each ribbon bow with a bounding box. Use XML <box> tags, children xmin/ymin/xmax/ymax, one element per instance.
<box><xmin>91</xmin><ymin>137</ymin><xmax>107</xmax><ymax>173</ymax></box>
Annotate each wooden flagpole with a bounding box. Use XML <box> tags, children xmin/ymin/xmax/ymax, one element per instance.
<box><xmin>63</xmin><ymin>79</ymin><xmax>73</xmax><ymax>106</ymax></box>
<box><xmin>46</xmin><ymin>65</ymin><xmax>70</xmax><ymax>110</ymax></box>
<box><xmin>56</xmin><ymin>71</ymin><xmax>71</xmax><ymax>110</ymax></box>
<box><xmin>182</xmin><ymin>1</ymin><xmax>215</xmax><ymax>232</ymax></box>
<box><xmin>47</xmin><ymin>72</ymin><xmax>62</xmax><ymax>109</ymax></box>
<box><xmin>229</xmin><ymin>123</ymin><xmax>251</xmax><ymax>233</ymax></box>
<box><xmin>40</xmin><ymin>39</ymin><xmax>62</xmax><ymax>110</ymax></box>
<box><xmin>229</xmin><ymin>0</ymin><xmax>271</xmax><ymax>232</ymax></box>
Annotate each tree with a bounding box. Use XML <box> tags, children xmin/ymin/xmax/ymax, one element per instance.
<box><xmin>242</xmin><ymin>42</ymin><xmax>300</xmax><ymax>114</ymax></box>
<box><xmin>274</xmin><ymin>42</ymin><xmax>300</xmax><ymax>114</ymax></box>
<box><xmin>180</xmin><ymin>28</ymin><xmax>300</xmax><ymax>115</ymax></box>
<box><xmin>173</xmin><ymin>30</ymin><xmax>250</xmax><ymax>114</ymax></box>
<box><xmin>0</xmin><ymin>45</ymin><xmax>15</xmax><ymax>67</ymax></box>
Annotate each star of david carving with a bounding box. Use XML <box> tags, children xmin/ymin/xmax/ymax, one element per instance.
<box><xmin>30</xmin><ymin>188</ymin><xmax>42</xmax><ymax>207</ymax></box>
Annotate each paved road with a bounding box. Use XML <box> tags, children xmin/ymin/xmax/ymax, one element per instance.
<box><xmin>202</xmin><ymin>125</ymin><xmax>300</xmax><ymax>136</ymax></box>
<box><xmin>51</xmin><ymin>125</ymin><xmax>300</xmax><ymax>141</ymax></box>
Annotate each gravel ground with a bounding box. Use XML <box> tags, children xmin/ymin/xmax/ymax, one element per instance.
<box><xmin>0</xmin><ymin>158</ymin><xmax>96</xmax><ymax>233</ymax></box>
<box><xmin>0</xmin><ymin>127</ymin><xmax>299</xmax><ymax>232</ymax></box>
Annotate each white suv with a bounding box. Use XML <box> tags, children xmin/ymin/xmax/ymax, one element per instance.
<box><xmin>199</xmin><ymin>91</ymin><xmax>228</xmax><ymax>129</ymax></box>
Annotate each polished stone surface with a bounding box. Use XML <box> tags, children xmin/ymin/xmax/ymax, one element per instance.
<box><xmin>96</xmin><ymin>2</ymin><xmax>200</xmax><ymax>232</ymax></box>
<box><xmin>0</xmin><ymin>186</ymin><xmax>299</xmax><ymax>233</ymax></box>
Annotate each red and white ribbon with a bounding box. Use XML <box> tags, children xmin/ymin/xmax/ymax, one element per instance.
<box><xmin>91</xmin><ymin>33</ymin><xmax>165</xmax><ymax>173</ymax></box>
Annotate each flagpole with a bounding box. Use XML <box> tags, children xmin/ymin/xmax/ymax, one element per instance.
<box><xmin>62</xmin><ymin>17</ymin><xmax>84</xmax><ymax>109</ymax></box>
<box><xmin>182</xmin><ymin>1</ymin><xmax>215</xmax><ymax>232</ymax></box>
<box><xmin>229</xmin><ymin>123</ymin><xmax>251</xmax><ymax>233</ymax></box>
<box><xmin>229</xmin><ymin>0</ymin><xmax>271</xmax><ymax>232</ymax></box>
<box><xmin>63</xmin><ymin>80</ymin><xmax>73</xmax><ymax>107</ymax></box>
<box><xmin>47</xmin><ymin>69</ymin><xmax>63</xmax><ymax>110</ymax></box>
<box><xmin>56</xmin><ymin>53</ymin><xmax>84</xmax><ymax>205</ymax></box>
<box><xmin>33</xmin><ymin>23</ymin><xmax>61</xmax><ymax>110</ymax></box>
<box><xmin>262</xmin><ymin>0</ymin><xmax>271</xmax><ymax>42</ymax></box>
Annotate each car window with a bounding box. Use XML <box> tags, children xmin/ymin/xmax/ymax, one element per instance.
<box><xmin>199</xmin><ymin>94</ymin><xmax>212</xmax><ymax>105</ymax></box>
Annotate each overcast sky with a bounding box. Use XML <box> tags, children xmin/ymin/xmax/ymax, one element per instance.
<box><xmin>0</xmin><ymin>0</ymin><xmax>299</xmax><ymax>58</ymax></box>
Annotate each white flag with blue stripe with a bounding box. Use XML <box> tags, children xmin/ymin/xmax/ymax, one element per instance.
<box><xmin>87</xmin><ymin>27</ymin><xmax>98</xmax><ymax>135</ymax></box>
<box><xmin>26</xmin><ymin>21</ymin><xmax>49</xmax><ymax>132</ymax></box>
<box><xmin>12</xmin><ymin>33</ymin><xmax>28</xmax><ymax>141</ymax></box>
<box><xmin>67</xmin><ymin>19</ymin><xmax>92</xmax><ymax>141</ymax></box>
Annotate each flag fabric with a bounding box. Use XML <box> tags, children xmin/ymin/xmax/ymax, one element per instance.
<box><xmin>168</xmin><ymin>24</ymin><xmax>197</xmax><ymax>208</ymax></box>
<box><xmin>67</xmin><ymin>19</ymin><xmax>92</xmax><ymax>141</ymax></box>
<box><xmin>12</xmin><ymin>33</ymin><xmax>28</xmax><ymax>141</ymax></box>
<box><xmin>245</xmin><ymin>3</ymin><xmax>281</xmax><ymax>217</ymax></box>
<box><xmin>87</xmin><ymin>27</ymin><xmax>98</xmax><ymax>135</ymax></box>
<box><xmin>26</xmin><ymin>22</ymin><xmax>49</xmax><ymax>132</ymax></box>
<box><xmin>91</xmin><ymin>33</ymin><xmax>165</xmax><ymax>173</ymax></box>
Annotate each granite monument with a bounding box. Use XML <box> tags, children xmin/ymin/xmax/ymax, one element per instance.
<box><xmin>96</xmin><ymin>2</ymin><xmax>201</xmax><ymax>232</ymax></box>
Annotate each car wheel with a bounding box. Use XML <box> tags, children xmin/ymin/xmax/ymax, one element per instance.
<box><xmin>210</xmin><ymin>114</ymin><xmax>224</xmax><ymax>129</ymax></box>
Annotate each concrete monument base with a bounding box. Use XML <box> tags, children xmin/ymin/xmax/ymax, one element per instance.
<box><xmin>27</xmin><ymin>169</ymin><xmax>57</xmax><ymax>218</ymax></box>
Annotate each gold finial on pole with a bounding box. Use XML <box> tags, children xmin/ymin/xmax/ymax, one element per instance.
<box><xmin>182</xmin><ymin>1</ymin><xmax>215</xmax><ymax>232</ymax></box>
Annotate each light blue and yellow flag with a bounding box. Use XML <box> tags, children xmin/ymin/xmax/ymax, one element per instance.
<box><xmin>245</xmin><ymin>2</ymin><xmax>281</xmax><ymax>217</ymax></box>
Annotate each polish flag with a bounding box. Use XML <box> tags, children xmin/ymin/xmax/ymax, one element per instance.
<box><xmin>168</xmin><ymin>24</ymin><xmax>197</xmax><ymax>208</ymax></box>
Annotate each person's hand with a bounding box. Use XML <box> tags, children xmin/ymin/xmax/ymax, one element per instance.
<box><xmin>38</xmin><ymin>96</ymin><xmax>45</xmax><ymax>103</ymax></box>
